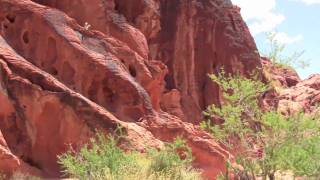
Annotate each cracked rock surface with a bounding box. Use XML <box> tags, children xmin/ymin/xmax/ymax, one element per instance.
<box><xmin>0</xmin><ymin>0</ymin><xmax>264</xmax><ymax>178</ymax></box>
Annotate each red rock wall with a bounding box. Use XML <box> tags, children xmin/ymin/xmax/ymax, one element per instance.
<box><xmin>0</xmin><ymin>0</ymin><xmax>263</xmax><ymax>178</ymax></box>
<box><xmin>32</xmin><ymin>0</ymin><xmax>262</xmax><ymax>123</ymax></box>
<box><xmin>152</xmin><ymin>0</ymin><xmax>262</xmax><ymax>122</ymax></box>
<box><xmin>0</xmin><ymin>34</ymin><xmax>162</xmax><ymax>176</ymax></box>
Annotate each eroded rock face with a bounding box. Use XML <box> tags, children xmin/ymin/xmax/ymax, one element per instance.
<box><xmin>0</xmin><ymin>36</ymin><xmax>228</xmax><ymax>177</ymax></box>
<box><xmin>151</xmin><ymin>0</ymin><xmax>262</xmax><ymax>122</ymax></box>
<box><xmin>277</xmin><ymin>74</ymin><xmax>320</xmax><ymax>115</ymax></box>
<box><xmin>0</xmin><ymin>130</ymin><xmax>20</xmax><ymax>174</ymax></box>
<box><xmin>0</xmin><ymin>0</ymin><xmax>164</xmax><ymax>123</ymax></box>
<box><xmin>33</xmin><ymin>0</ymin><xmax>151</xmax><ymax>59</ymax></box>
<box><xmin>262</xmin><ymin>58</ymin><xmax>301</xmax><ymax>88</ymax></box>
<box><xmin>0</xmin><ymin>34</ymin><xmax>164</xmax><ymax>176</ymax></box>
<box><xmin>0</xmin><ymin>0</ymin><xmax>263</xmax><ymax>178</ymax></box>
<box><xmin>262</xmin><ymin>58</ymin><xmax>320</xmax><ymax>115</ymax></box>
<box><xmin>32</xmin><ymin>0</ymin><xmax>261</xmax><ymax>123</ymax></box>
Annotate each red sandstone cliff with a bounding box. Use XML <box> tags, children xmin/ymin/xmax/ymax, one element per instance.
<box><xmin>31</xmin><ymin>0</ymin><xmax>262</xmax><ymax>123</ymax></box>
<box><xmin>1</xmin><ymin>0</ymin><xmax>317</xmax><ymax>179</ymax></box>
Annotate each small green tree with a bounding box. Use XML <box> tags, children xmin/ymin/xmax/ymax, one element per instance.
<box><xmin>201</xmin><ymin>70</ymin><xmax>267</xmax><ymax>147</ymax></box>
<box><xmin>201</xmin><ymin>71</ymin><xmax>320</xmax><ymax>179</ymax></box>
<box><xmin>264</xmin><ymin>32</ymin><xmax>309</xmax><ymax>69</ymax></box>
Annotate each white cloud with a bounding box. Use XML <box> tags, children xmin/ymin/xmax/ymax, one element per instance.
<box><xmin>273</xmin><ymin>32</ymin><xmax>304</xmax><ymax>44</ymax></box>
<box><xmin>249</xmin><ymin>13</ymin><xmax>285</xmax><ymax>36</ymax></box>
<box><xmin>294</xmin><ymin>0</ymin><xmax>320</xmax><ymax>5</ymax></box>
<box><xmin>231</xmin><ymin>0</ymin><xmax>304</xmax><ymax>44</ymax></box>
<box><xmin>231</xmin><ymin>0</ymin><xmax>285</xmax><ymax>36</ymax></box>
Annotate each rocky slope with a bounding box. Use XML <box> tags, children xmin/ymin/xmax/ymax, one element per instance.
<box><xmin>0</xmin><ymin>0</ymin><xmax>318</xmax><ymax>179</ymax></box>
<box><xmin>262</xmin><ymin>58</ymin><xmax>320</xmax><ymax>115</ymax></box>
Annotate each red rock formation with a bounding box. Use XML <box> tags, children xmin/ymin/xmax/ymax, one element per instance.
<box><xmin>0</xmin><ymin>0</ymin><xmax>164</xmax><ymax>123</ymax></box>
<box><xmin>0</xmin><ymin>130</ymin><xmax>42</xmax><ymax>177</ymax></box>
<box><xmin>151</xmin><ymin>0</ymin><xmax>262</xmax><ymax>123</ymax></box>
<box><xmin>262</xmin><ymin>57</ymin><xmax>301</xmax><ymax>88</ymax></box>
<box><xmin>277</xmin><ymin>74</ymin><xmax>320</xmax><ymax>114</ymax></box>
<box><xmin>262</xmin><ymin>58</ymin><xmax>320</xmax><ymax>115</ymax></box>
<box><xmin>0</xmin><ymin>130</ymin><xmax>20</xmax><ymax>174</ymax></box>
<box><xmin>0</xmin><ymin>34</ymin><xmax>163</xmax><ymax>176</ymax></box>
<box><xmin>0</xmin><ymin>0</ymin><xmax>264</xmax><ymax>179</ymax></box>
<box><xmin>32</xmin><ymin>0</ymin><xmax>262</xmax><ymax>123</ymax></box>
<box><xmin>0</xmin><ymin>39</ymin><xmax>229</xmax><ymax>177</ymax></box>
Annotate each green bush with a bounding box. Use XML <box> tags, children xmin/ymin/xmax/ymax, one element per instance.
<box><xmin>201</xmin><ymin>70</ymin><xmax>268</xmax><ymax>149</ymax></box>
<box><xmin>201</xmin><ymin>70</ymin><xmax>320</xmax><ymax>180</ymax></box>
<box><xmin>264</xmin><ymin>32</ymin><xmax>309</xmax><ymax>70</ymax></box>
<box><xmin>58</xmin><ymin>134</ymin><xmax>201</xmax><ymax>180</ymax></box>
<box><xmin>148</xmin><ymin>137</ymin><xmax>193</xmax><ymax>173</ymax></box>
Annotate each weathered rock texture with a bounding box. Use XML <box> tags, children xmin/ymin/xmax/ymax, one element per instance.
<box><xmin>0</xmin><ymin>0</ymin><xmax>279</xmax><ymax>179</ymax></box>
<box><xmin>262</xmin><ymin>58</ymin><xmax>320</xmax><ymax>115</ymax></box>
<box><xmin>32</xmin><ymin>0</ymin><xmax>262</xmax><ymax>123</ymax></box>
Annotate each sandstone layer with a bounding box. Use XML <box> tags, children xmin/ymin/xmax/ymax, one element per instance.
<box><xmin>0</xmin><ymin>0</ymin><xmax>260</xmax><ymax>178</ymax></box>
<box><xmin>32</xmin><ymin>0</ymin><xmax>262</xmax><ymax>123</ymax></box>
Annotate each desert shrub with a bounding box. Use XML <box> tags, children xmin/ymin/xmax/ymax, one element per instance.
<box><xmin>201</xmin><ymin>71</ymin><xmax>320</xmax><ymax>180</ymax></box>
<box><xmin>264</xmin><ymin>32</ymin><xmax>309</xmax><ymax>70</ymax></box>
<box><xmin>201</xmin><ymin>70</ymin><xmax>268</xmax><ymax>148</ymax></box>
<box><xmin>148</xmin><ymin>137</ymin><xmax>195</xmax><ymax>179</ymax></box>
<box><xmin>58</xmin><ymin>134</ymin><xmax>133</xmax><ymax>179</ymax></box>
<box><xmin>58</xmin><ymin>134</ymin><xmax>201</xmax><ymax>180</ymax></box>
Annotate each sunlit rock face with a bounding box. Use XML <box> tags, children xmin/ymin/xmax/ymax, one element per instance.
<box><xmin>31</xmin><ymin>0</ymin><xmax>262</xmax><ymax>123</ymax></box>
<box><xmin>0</xmin><ymin>0</ymin><xmax>263</xmax><ymax>178</ymax></box>
<box><xmin>262</xmin><ymin>58</ymin><xmax>320</xmax><ymax>115</ymax></box>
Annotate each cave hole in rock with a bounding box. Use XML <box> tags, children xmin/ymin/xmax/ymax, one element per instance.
<box><xmin>22</xmin><ymin>31</ymin><xmax>29</xmax><ymax>44</ymax></box>
<box><xmin>22</xmin><ymin>157</ymin><xmax>42</xmax><ymax>170</ymax></box>
<box><xmin>50</xmin><ymin>68</ymin><xmax>58</xmax><ymax>76</ymax></box>
<box><xmin>114</xmin><ymin>2</ymin><xmax>120</xmax><ymax>11</ymax></box>
<box><xmin>6</xmin><ymin>14</ymin><xmax>16</xmax><ymax>23</ymax></box>
<box><xmin>164</xmin><ymin>74</ymin><xmax>174</xmax><ymax>90</ymax></box>
<box><xmin>129</xmin><ymin>65</ymin><xmax>137</xmax><ymax>77</ymax></box>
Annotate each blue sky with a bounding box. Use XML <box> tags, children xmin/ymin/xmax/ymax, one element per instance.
<box><xmin>232</xmin><ymin>0</ymin><xmax>320</xmax><ymax>79</ymax></box>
